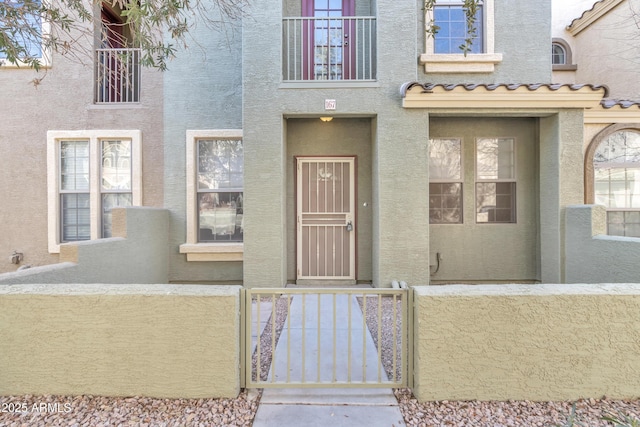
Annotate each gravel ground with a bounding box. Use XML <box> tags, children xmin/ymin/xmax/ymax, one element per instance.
<box><xmin>2</xmin><ymin>293</ymin><xmax>640</xmax><ymax>427</ymax></box>
<box><xmin>0</xmin><ymin>392</ymin><xmax>259</xmax><ymax>426</ymax></box>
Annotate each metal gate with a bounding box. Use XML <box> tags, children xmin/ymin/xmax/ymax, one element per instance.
<box><xmin>241</xmin><ymin>288</ymin><xmax>412</xmax><ymax>389</ymax></box>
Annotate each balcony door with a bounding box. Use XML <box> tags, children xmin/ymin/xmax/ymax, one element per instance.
<box><xmin>296</xmin><ymin>157</ymin><xmax>356</xmax><ymax>283</ymax></box>
<box><xmin>302</xmin><ymin>0</ymin><xmax>356</xmax><ymax>80</ymax></box>
<box><xmin>96</xmin><ymin>2</ymin><xmax>140</xmax><ymax>103</ymax></box>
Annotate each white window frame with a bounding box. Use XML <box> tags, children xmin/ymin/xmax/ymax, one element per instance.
<box><xmin>47</xmin><ymin>130</ymin><xmax>142</xmax><ymax>253</ymax></box>
<box><xmin>179</xmin><ymin>129</ymin><xmax>244</xmax><ymax>262</ymax></box>
<box><xmin>420</xmin><ymin>0</ymin><xmax>502</xmax><ymax>73</ymax></box>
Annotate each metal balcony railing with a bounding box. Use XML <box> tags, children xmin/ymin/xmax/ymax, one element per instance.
<box><xmin>283</xmin><ymin>16</ymin><xmax>376</xmax><ymax>82</ymax></box>
<box><xmin>95</xmin><ymin>48</ymin><xmax>141</xmax><ymax>103</ymax></box>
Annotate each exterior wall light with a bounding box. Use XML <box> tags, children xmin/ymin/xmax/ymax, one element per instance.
<box><xmin>320</xmin><ymin>117</ymin><xmax>333</xmax><ymax>122</ymax></box>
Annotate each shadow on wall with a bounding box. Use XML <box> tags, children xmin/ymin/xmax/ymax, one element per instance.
<box><xmin>0</xmin><ymin>207</ymin><xmax>170</xmax><ymax>285</ymax></box>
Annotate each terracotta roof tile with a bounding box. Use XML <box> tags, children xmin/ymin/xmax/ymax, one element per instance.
<box><xmin>600</xmin><ymin>99</ymin><xmax>640</xmax><ymax>108</ymax></box>
<box><xmin>400</xmin><ymin>82</ymin><xmax>609</xmax><ymax>97</ymax></box>
<box><xmin>568</xmin><ymin>0</ymin><xmax>607</xmax><ymax>29</ymax></box>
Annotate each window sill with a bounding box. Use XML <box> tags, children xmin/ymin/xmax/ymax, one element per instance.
<box><xmin>0</xmin><ymin>57</ymin><xmax>51</xmax><ymax>69</ymax></box>
<box><xmin>419</xmin><ymin>53</ymin><xmax>503</xmax><ymax>73</ymax></box>
<box><xmin>552</xmin><ymin>64</ymin><xmax>578</xmax><ymax>71</ymax></box>
<box><xmin>179</xmin><ymin>243</ymin><xmax>243</xmax><ymax>262</ymax></box>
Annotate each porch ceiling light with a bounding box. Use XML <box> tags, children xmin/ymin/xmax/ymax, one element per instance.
<box><xmin>320</xmin><ymin>116</ymin><xmax>333</xmax><ymax>122</ymax></box>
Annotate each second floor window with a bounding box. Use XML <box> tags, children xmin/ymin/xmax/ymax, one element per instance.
<box><xmin>95</xmin><ymin>2</ymin><xmax>140</xmax><ymax>103</ymax></box>
<box><xmin>0</xmin><ymin>0</ymin><xmax>50</xmax><ymax>67</ymax></box>
<box><xmin>433</xmin><ymin>0</ymin><xmax>483</xmax><ymax>54</ymax></box>
<box><xmin>552</xmin><ymin>43</ymin><xmax>566</xmax><ymax>65</ymax></box>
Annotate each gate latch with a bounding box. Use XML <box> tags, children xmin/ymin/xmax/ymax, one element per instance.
<box><xmin>346</xmin><ymin>220</ymin><xmax>353</xmax><ymax>232</ymax></box>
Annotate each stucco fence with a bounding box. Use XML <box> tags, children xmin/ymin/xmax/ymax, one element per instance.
<box><xmin>2</xmin><ymin>282</ymin><xmax>640</xmax><ymax>401</ymax></box>
<box><xmin>0</xmin><ymin>284</ymin><xmax>241</xmax><ymax>398</ymax></box>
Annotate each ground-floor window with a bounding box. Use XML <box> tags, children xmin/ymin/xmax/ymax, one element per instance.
<box><xmin>47</xmin><ymin>130</ymin><xmax>142</xmax><ymax>253</ymax></box>
<box><xmin>475</xmin><ymin>138</ymin><xmax>516</xmax><ymax>223</ymax></box>
<box><xmin>196</xmin><ymin>138</ymin><xmax>244</xmax><ymax>242</ymax></box>
<box><xmin>429</xmin><ymin>138</ymin><xmax>463</xmax><ymax>224</ymax></box>
<box><xmin>591</xmin><ymin>127</ymin><xmax>640</xmax><ymax>237</ymax></box>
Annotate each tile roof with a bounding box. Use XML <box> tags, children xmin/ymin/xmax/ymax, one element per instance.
<box><xmin>600</xmin><ymin>99</ymin><xmax>640</xmax><ymax>108</ymax></box>
<box><xmin>400</xmin><ymin>82</ymin><xmax>609</xmax><ymax>97</ymax></box>
<box><xmin>569</xmin><ymin>0</ymin><xmax>607</xmax><ymax>28</ymax></box>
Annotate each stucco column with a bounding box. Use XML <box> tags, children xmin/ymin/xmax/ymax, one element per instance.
<box><xmin>242</xmin><ymin>117</ymin><xmax>288</xmax><ymax>288</ymax></box>
<box><xmin>539</xmin><ymin>110</ymin><xmax>584</xmax><ymax>283</ymax></box>
<box><xmin>373</xmin><ymin>110</ymin><xmax>430</xmax><ymax>287</ymax></box>
<box><xmin>242</xmin><ymin>0</ymin><xmax>288</xmax><ymax>288</ymax></box>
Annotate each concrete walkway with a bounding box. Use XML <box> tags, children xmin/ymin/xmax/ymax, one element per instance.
<box><xmin>252</xmin><ymin>294</ymin><xmax>406</xmax><ymax>427</ymax></box>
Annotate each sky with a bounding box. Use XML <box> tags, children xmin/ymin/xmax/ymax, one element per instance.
<box><xmin>552</xmin><ymin>0</ymin><xmax>599</xmax><ymax>35</ymax></box>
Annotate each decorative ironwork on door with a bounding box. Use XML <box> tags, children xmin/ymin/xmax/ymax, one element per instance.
<box><xmin>297</xmin><ymin>157</ymin><xmax>356</xmax><ymax>280</ymax></box>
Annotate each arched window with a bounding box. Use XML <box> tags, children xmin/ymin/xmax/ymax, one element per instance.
<box><xmin>552</xmin><ymin>43</ymin><xmax>566</xmax><ymax>65</ymax></box>
<box><xmin>585</xmin><ymin>125</ymin><xmax>640</xmax><ymax>237</ymax></box>
<box><xmin>551</xmin><ymin>38</ymin><xmax>577</xmax><ymax>71</ymax></box>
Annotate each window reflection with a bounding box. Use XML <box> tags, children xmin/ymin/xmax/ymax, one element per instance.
<box><xmin>593</xmin><ymin>130</ymin><xmax>640</xmax><ymax>237</ymax></box>
<box><xmin>197</xmin><ymin>139</ymin><xmax>244</xmax><ymax>242</ymax></box>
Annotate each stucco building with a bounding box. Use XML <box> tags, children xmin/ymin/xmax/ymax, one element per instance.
<box><xmin>1</xmin><ymin>0</ymin><xmax>640</xmax><ymax>286</ymax></box>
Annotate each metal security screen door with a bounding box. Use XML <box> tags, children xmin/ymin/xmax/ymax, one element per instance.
<box><xmin>297</xmin><ymin>157</ymin><xmax>356</xmax><ymax>281</ymax></box>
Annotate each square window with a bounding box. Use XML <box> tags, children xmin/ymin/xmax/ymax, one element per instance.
<box><xmin>476</xmin><ymin>182</ymin><xmax>516</xmax><ymax>223</ymax></box>
<box><xmin>429</xmin><ymin>183</ymin><xmax>462</xmax><ymax>224</ymax></box>
<box><xmin>433</xmin><ymin>3</ymin><xmax>483</xmax><ymax>54</ymax></box>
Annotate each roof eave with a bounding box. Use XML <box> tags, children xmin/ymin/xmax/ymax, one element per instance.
<box><xmin>401</xmin><ymin>83</ymin><xmax>607</xmax><ymax>110</ymax></box>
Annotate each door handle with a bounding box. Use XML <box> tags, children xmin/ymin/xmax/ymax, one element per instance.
<box><xmin>346</xmin><ymin>220</ymin><xmax>353</xmax><ymax>232</ymax></box>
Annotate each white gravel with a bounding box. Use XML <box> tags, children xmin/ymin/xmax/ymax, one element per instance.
<box><xmin>2</xmin><ymin>293</ymin><xmax>639</xmax><ymax>427</ymax></box>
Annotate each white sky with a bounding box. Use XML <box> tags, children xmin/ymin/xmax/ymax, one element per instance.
<box><xmin>552</xmin><ymin>0</ymin><xmax>599</xmax><ymax>35</ymax></box>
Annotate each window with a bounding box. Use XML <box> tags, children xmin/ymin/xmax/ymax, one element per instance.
<box><xmin>592</xmin><ymin>129</ymin><xmax>640</xmax><ymax>237</ymax></box>
<box><xmin>551</xmin><ymin>43</ymin><xmax>565</xmax><ymax>65</ymax></box>
<box><xmin>433</xmin><ymin>0</ymin><xmax>483</xmax><ymax>54</ymax></box>
<box><xmin>95</xmin><ymin>1</ymin><xmax>140</xmax><ymax>103</ymax></box>
<box><xmin>551</xmin><ymin>38</ymin><xmax>576</xmax><ymax>71</ymax></box>
<box><xmin>429</xmin><ymin>138</ymin><xmax>463</xmax><ymax>223</ymax></box>
<box><xmin>475</xmin><ymin>138</ymin><xmax>516</xmax><ymax>223</ymax></box>
<box><xmin>101</xmin><ymin>140</ymin><xmax>133</xmax><ymax>237</ymax></box>
<box><xmin>197</xmin><ymin>139</ymin><xmax>244</xmax><ymax>242</ymax></box>
<box><xmin>47</xmin><ymin>130</ymin><xmax>142</xmax><ymax>253</ymax></box>
<box><xmin>0</xmin><ymin>0</ymin><xmax>51</xmax><ymax>67</ymax></box>
<box><xmin>180</xmin><ymin>130</ymin><xmax>244</xmax><ymax>261</ymax></box>
<box><xmin>420</xmin><ymin>0</ymin><xmax>501</xmax><ymax>73</ymax></box>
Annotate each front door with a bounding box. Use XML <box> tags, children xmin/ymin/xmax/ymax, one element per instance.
<box><xmin>296</xmin><ymin>157</ymin><xmax>356</xmax><ymax>283</ymax></box>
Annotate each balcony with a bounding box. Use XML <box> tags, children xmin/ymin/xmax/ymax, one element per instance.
<box><xmin>95</xmin><ymin>48</ymin><xmax>141</xmax><ymax>103</ymax></box>
<box><xmin>282</xmin><ymin>16</ymin><xmax>376</xmax><ymax>83</ymax></box>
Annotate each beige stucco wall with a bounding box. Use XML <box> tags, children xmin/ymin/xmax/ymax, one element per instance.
<box><xmin>413</xmin><ymin>283</ymin><xmax>640</xmax><ymax>402</ymax></box>
<box><xmin>0</xmin><ymin>284</ymin><xmax>240</xmax><ymax>398</ymax></box>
